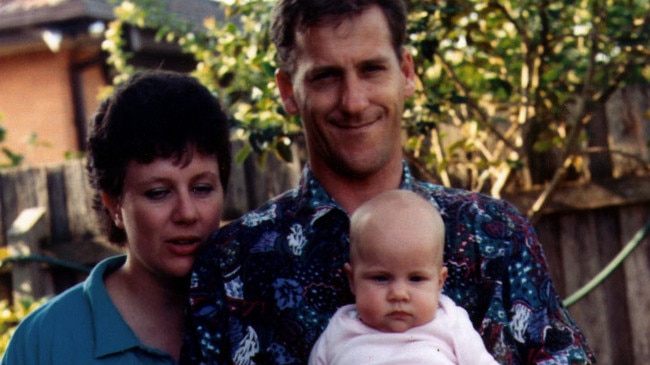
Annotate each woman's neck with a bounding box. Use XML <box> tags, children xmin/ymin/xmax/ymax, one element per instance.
<box><xmin>105</xmin><ymin>261</ymin><xmax>188</xmax><ymax>361</ymax></box>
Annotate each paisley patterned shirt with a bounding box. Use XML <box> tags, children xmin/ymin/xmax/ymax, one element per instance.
<box><xmin>183</xmin><ymin>163</ymin><xmax>595</xmax><ymax>365</ymax></box>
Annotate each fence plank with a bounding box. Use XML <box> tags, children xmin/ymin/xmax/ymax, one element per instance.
<box><xmin>46</xmin><ymin>164</ymin><xmax>72</xmax><ymax>243</ymax></box>
<box><xmin>223</xmin><ymin>142</ymin><xmax>250</xmax><ymax>220</ymax></box>
<box><xmin>559</xmin><ymin>212</ymin><xmax>612</xmax><ymax>363</ymax></box>
<box><xmin>536</xmin><ymin>215</ymin><xmax>567</xmax><ymax>296</ymax></box>
<box><xmin>241</xmin><ymin>145</ymin><xmax>301</xmax><ymax>212</ymax></box>
<box><xmin>0</xmin><ymin>166</ymin><xmax>50</xmax><ymax>248</ymax></box>
<box><xmin>593</xmin><ymin>208</ymin><xmax>633</xmax><ymax>364</ymax></box>
<box><xmin>7</xmin><ymin>207</ymin><xmax>54</xmax><ymax>302</ymax></box>
<box><xmin>620</xmin><ymin>206</ymin><xmax>650</xmax><ymax>363</ymax></box>
<box><xmin>62</xmin><ymin>159</ymin><xmax>99</xmax><ymax>240</ymax></box>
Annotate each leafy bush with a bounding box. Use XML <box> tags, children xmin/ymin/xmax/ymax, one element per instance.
<box><xmin>0</xmin><ymin>297</ymin><xmax>47</xmax><ymax>354</ymax></box>
<box><xmin>0</xmin><ymin>113</ymin><xmax>24</xmax><ymax>167</ymax></box>
<box><xmin>103</xmin><ymin>0</ymin><xmax>650</xmax><ymax>220</ymax></box>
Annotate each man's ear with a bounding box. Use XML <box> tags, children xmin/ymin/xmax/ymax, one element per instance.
<box><xmin>276</xmin><ymin>69</ymin><xmax>299</xmax><ymax>115</ymax></box>
<box><xmin>344</xmin><ymin>263</ymin><xmax>355</xmax><ymax>296</ymax></box>
<box><xmin>102</xmin><ymin>192</ymin><xmax>124</xmax><ymax>228</ymax></box>
<box><xmin>400</xmin><ymin>50</ymin><xmax>416</xmax><ymax>98</ymax></box>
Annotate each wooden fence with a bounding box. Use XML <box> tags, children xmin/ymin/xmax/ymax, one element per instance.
<box><xmin>1</xmin><ymin>154</ymin><xmax>648</xmax><ymax>364</ymax></box>
<box><xmin>503</xmin><ymin>177</ymin><xmax>650</xmax><ymax>365</ymax></box>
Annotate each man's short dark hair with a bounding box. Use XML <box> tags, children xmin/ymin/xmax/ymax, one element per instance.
<box><xmin>270</xmin><ymin>0</ymin><xmax>408</xmax><ymax>74</ymax></box>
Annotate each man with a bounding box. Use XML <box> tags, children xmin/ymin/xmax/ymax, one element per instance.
<box><xmin>184</xmin><ymin>1</ymin><xmax>595</xmax><ymax>364</ymax></box>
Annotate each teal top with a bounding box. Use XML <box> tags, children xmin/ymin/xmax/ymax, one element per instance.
<box><xmin>1</xmin><ymin>255</ymin><xmax>176</xmax><ymax>365</ymax></box>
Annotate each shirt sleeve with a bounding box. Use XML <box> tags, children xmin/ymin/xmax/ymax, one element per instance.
<box><xmin>480</xmin><ymin>198</ymin><xmax>595</xmax><ymax>364</ymax></box>
<box><xmin>425</xmin><ymin>183</ymin><xmax>595</xmax><ymax>364</ymax></box>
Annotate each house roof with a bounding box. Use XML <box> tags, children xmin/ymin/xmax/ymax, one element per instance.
<box><xmin>0</xmin><ymin>0</ymin><xmax>224</xmax><ymax>31</ymax></box>
<box><xmin>0</xmin><ymin>0</ymin><xmax>223</xmax><ymax>55</ymax></box>
<box><xmin>0</xmin><ymin>0</ymin><xmax>114</xmax><ymax>31</ymax></box>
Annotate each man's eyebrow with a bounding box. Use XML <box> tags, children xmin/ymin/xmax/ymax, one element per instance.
<box><xmin>310</xmin><ymin>64</ymin><xmax>340</xmax><ymax>73</ymax></box>
<box><xmin>357</xmin><ymin>56</ymin><xmax>394</xmax><ymax>69</ymax></box>
<box><xmin>362</xmin><ymin>55</ymin><xmax>391</xmax><ymax>64</ymax></box>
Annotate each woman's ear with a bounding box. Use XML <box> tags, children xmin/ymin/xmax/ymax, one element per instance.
<box><xmin>276</xmin><ymin>69</ymin><xmax>299</xmax><ymax>115</ymax></box>
<box><xmin>102</xmin><ymin>192</ymin><xmax>123</xmax><ymax>228</ymax></box>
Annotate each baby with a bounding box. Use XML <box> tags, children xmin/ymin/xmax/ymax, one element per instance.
<box><xmin>309</xmin><ymin>190</ymin><xmax>498</xmax><ymax>364</ymax></box>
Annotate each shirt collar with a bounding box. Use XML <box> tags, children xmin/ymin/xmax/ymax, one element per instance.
<box><xmin>295</xmin><ymin>164</ymin><xmax>342</xmax><ymax>217</ymax></box>
<box><xmin>295</xmin><ymin>161</ymin><xmax>418</xmax><ymax>217</ymax></box>
<box><xmin>399</xmin><ymin>160</ymin><xmax>416</xmax><ymax>190</ymax></box>
<box><xmin>83</xmin><ymin>255</ymin><xmax>168</xmax><ymax>359</ymax></box>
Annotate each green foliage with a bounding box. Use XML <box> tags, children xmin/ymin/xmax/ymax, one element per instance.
<box><xmin>0</xmin><ymin>247</ymin><xmax>48</xmax><ymax>354</ymax></box>
<box><xmin>104</xmin><ymin>0</ymin><xmax>650</xmax><ymax>195</ymax></box>
<box><xmin>405</xmin><ymin>0</ymin><xmax>650</xmax><ymax>193</ymax></box>
<box><xmin>0</xmin><ymin>297</ymin><xmax>47</xmax><ymax>354</ymax></box>
<box><xmin>0</xmin><ymin>113</ymin><xmax>24</xmax><ymax>168</ymax></box>
<box><xmin>104</xmin><ymin>0</ymin><xmax>301</xmax><ymax>164</ymax></box>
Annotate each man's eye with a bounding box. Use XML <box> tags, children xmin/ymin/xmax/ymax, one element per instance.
<box><xmin>362</xmin><ymin>64</ymin><xmax>385</xmax><ymax>74</ymax></box>
<box><xmin>312</xmin><ymin>73</ymin><xmax>334</xmax><ymax>82</ymax></box>
<box><xmin>310</xmin><ymin>69</ymin><xmax>340</xmax><ymax>83</ymax></box>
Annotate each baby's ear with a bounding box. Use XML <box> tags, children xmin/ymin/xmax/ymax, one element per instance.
<box><xmin>439</xmin><ymin>266</ymin><xmax>448</xmax><ymax>289</ymax></box>
<box><xmin>343</xmin><ymin>263</ymin><xmax>355</xmax><ymax>295</ymax></box>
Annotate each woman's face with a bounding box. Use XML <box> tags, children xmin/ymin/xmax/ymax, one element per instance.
<box><xmin>106</xmin><ymin>151</ymin><xmax>224</xmax><ymax>280</ymax></box>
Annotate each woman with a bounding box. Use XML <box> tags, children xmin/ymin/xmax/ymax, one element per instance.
<box><xmin>1</xmin><ymin>70</ymin><xmax>231</xmax><ymax>364</ymax></box>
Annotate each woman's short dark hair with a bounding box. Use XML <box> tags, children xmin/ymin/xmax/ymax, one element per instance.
<box><xmin>86</xmin><ymin>70</ymin><xmax>232</xmax><ymax>245</ymax></box>
<box><xmin>270</xmin><ymin>0</ymin><xmax>408</xmax><ymax>74</ymax></box>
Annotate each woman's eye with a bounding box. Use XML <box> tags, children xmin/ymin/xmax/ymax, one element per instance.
<box><xmin>144</xmin><ymin>188</ymin><xmax>169</xmax><ymax>200</ymax></box>
<box><xmin>192</xmin><ymin>184</ymin><xmax>216</xmax><ymax>196</ymax></box>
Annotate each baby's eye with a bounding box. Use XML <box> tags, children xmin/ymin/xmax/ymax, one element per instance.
<box><xmin>409</xmin><ymin>275</ymin><xmax>425</xmax><ymax>282</ymax></box>
<box><xmin>372</xmin><ymin>275</ymin><xmax>389</xmax><ymax>283</ymax></box>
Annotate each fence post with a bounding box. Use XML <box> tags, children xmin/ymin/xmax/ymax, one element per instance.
<box><xmin>7</xmin><ymin>207</ymin><xmax>53</xmax><ymax>303</ymax></box>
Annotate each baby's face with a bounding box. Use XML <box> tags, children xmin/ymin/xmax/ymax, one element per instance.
<box><xmin>346</xmin><ymin>224</ymin><xmax>447</xmax><ymax>333</ymax></box>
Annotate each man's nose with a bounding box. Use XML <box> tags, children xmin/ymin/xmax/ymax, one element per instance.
<box><xmin>341</xmin><ymin>74</ymin><xmax>369</xmax><ymax>115</ymax></box>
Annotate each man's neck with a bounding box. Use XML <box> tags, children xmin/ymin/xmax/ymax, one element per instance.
<box><xmin>311</xmin><ymin>159</ymin><xmax>403</xmax><ymax>214</ymax></box>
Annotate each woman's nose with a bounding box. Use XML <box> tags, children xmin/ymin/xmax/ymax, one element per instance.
<box><xmin>173</xmin><ymin>192</ymin><xmax>199</xmax><ymax>223</ymax></box>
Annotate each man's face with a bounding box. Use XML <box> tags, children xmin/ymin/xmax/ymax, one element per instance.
<box><xmin>276</xmin><ymin>5</ymin><xmax>415</xmax><ymax>180</ymax></box>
